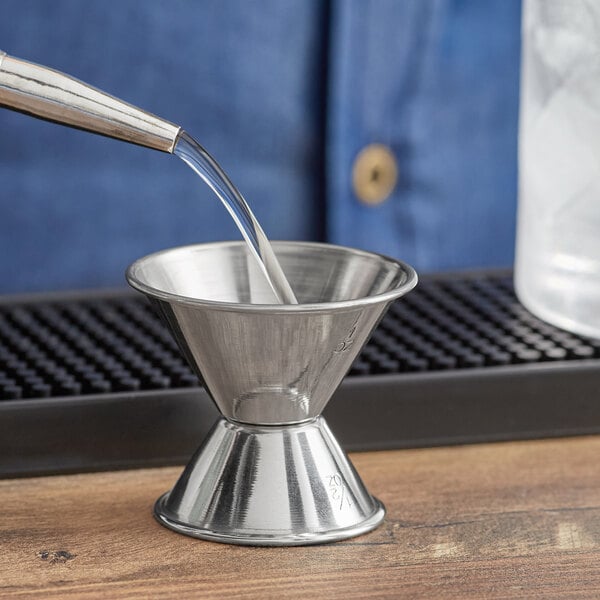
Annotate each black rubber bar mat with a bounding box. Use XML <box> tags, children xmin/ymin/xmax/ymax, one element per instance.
<box><xmin>1</xmin><ymin>270</ymin><xmax>599</xmax><ymax>477</ymax></box>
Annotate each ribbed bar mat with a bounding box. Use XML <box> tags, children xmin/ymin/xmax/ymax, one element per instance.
<box><xmin>1</xmin><ymin>270</ymin><xmax>599</xmax><ymax>477</ymax></box>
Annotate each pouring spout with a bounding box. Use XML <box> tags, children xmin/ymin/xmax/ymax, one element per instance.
<box><xmin>0</xmin><ymin>52</ymin><xmax>181</xmax><ymax>153</ymax></box>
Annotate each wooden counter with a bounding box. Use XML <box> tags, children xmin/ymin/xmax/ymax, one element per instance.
<box><xmin>1</xmin><ymin>436</ymin><xmax>600</xmax><ymax>599</ymax></box>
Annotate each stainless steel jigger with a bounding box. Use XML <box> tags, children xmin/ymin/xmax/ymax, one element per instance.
<box><xmin>127</xmin><ymin>241</ymin><xmax>417</xmax><ymax>545</ymax></box>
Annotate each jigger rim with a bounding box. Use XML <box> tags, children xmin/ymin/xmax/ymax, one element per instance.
<box><xmin>126</xmin><ymin>241</ymin><xmax>418</xmax><ymax>313</ymax></box>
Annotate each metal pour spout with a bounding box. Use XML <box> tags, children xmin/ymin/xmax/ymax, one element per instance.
<box><xmin>0</xmin><ymin>51</ymin><xmax>181</xmax><ymax>153</ymax></box>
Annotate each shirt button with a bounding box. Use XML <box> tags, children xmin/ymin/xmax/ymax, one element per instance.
<box><xmin>352</xmin><ymin>144</ymin><xmax>398</xmax><ymax>206</ymax></box>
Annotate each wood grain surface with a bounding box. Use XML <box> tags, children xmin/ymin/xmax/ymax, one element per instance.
<box><xmin>1</xmin><ymin>436</ymin><xmax>600</xmax><ymax>599</ymax></box>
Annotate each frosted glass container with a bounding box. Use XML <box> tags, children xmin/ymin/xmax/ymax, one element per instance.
<box><xmin>515</xmin><ymin>0</ymin><xmax>600</xmax><ymax>338</ymax></box>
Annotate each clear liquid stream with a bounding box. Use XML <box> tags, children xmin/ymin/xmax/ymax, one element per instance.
<box><xmin>174</xmin><ymin>131</ymin><xmax>297</xmax><ymax>304</ymax></box>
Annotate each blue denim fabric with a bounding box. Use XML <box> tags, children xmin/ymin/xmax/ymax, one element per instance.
<box><xmin>328</xmin><ymin>0</ymin><xmax>521</xmax><ymax>270</ymax></box>
<box><xmin>0</xmin><ymin>0</ymin><xmax>521</xmax><ymax>292</ymax></box>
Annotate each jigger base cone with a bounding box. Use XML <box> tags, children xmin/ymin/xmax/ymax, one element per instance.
<box><xmin>154</xmin><ymin>417</ymin><xmax>385</xmax><ymax>546</ymax></box>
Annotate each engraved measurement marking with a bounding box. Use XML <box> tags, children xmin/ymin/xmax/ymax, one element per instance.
<box><xmin>334</xmin><ymin>318</ymin><xmax>360</xmax><ymax>354</ymax></box>
<box><xmin>327</xmin><ymin>473</ymin><xmax>353</xmax><ymax>510</ymax></box>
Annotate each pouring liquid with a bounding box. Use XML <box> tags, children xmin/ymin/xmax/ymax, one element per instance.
<box><xmin>0</xmin><ymin>52</ymin><xmax>294</xmax><ymax>303</ymax></box>
<box><xmin>174</xmin><ymin>131</ymin><xmax>297</xmax><ymax>304</ymax></box>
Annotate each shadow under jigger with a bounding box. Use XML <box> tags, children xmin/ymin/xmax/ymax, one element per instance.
<box><xmin>127</xmin><ymin>241</ymin><xmax>417</xmax><ymax>545</ymax></box>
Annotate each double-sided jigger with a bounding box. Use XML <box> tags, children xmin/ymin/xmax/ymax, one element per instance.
<box><xmin>127</xmin><ymin>241</ymin><xmax>417</xmax><ymax>545</ymax></box>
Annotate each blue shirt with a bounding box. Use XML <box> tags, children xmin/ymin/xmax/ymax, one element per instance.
<box><xmin>0</xmin><ymin>0</ymin><xmax>522</xmax><ymax>292</ymax></box>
